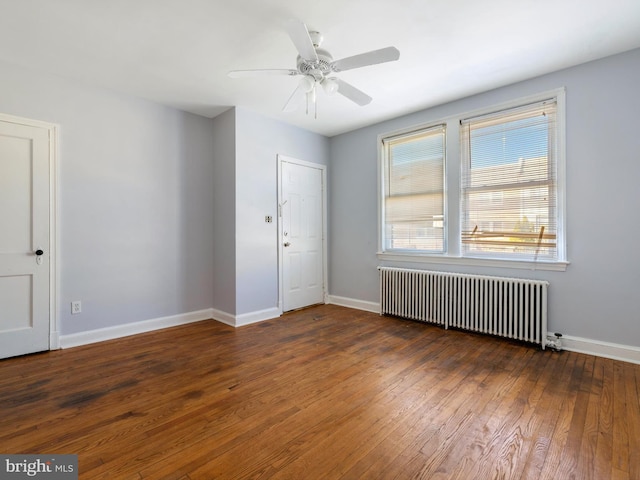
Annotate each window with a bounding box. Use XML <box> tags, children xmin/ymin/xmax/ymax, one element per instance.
<box><xmin>460</xmin><ymin>99</ymin><xmax>559</xmax><ymax>261</ymax></box>
<box><xmin>382</xmin><ymin>125</ymin><xmax>445</xmax><ymax>253</ymax></box>
<box><xmin>379</xmin><ymin>91</ymin><xmax>566</xmax><ymax>270</ymax></box>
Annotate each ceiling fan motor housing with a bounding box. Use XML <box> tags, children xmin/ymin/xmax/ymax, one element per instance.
<box><xmin>297</xmin><ymin>48</ymin><xmax>334</xmax><ymax>81</ymax></box>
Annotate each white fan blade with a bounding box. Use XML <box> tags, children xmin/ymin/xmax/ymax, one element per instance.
<box><xmin>285</xmin><ymin>19</ymin><xmax>318</xmax><ymax>63</ymax></box>
<box><xmin>331</xmin><ymin>46</ymin><xmax>400</xmax><ymax>72</ymax></box>
<box><xmin>335</xmin><ymin>78</ymin><xmax>372</xmax><ymax>106</ymax></box>
<box><xmin>228</xmin><ymin>69</ymin><xmax>298</xmax><ymax>78</ymax></box>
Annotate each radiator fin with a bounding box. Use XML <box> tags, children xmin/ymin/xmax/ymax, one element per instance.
<box><xmin>379</xmin><ymin>267</ymin><xmax>548</xmax><ymax>348</ymax></box>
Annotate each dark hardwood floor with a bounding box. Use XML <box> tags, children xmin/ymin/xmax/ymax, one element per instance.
<box><xmin>0</xmin><ymin>304</ymin><xmax>638</xmax><ymax>479</ymax></box>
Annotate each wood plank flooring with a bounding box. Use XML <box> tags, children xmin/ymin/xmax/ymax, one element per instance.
<box><xmin>1</xmin><ymin>304</ymin><xmax>638</xmax><ymax>479</ymax></box>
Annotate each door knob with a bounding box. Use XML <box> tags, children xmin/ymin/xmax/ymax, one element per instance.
<box><xmin>35</xmin><ymin>249</ymin><xmax>44</xmax><ymax>256</ymax></box>
<box><xmin>284</xmin><ymin>242</ymin><xmax>291</xmax><ymax>247</ymax></box>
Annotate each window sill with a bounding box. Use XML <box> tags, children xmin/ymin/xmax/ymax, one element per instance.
<box><xmin>377</xmin><ymin>252</ymin><xmax>569</xmax><ymax>272</ymax></box>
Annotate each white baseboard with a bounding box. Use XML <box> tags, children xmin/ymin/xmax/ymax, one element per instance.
<box><xmin>59</xmin><ymin>306</ymin><xmax>283</xmax><ymax>349</ymax></box>
<box><xmin>210</xmin><ymin>308</ymin><xmax>236</xmax><ymax>327</ymax></box>
<box><xmin>235</xmin><ymin>307</ymin><xmax>281</xmax><ymax>326</ymax></box>
<box><xmin>327</xmin><ymin>295</ymin><xmax>380</xmax><ymax>313</ymax></box>
<box><xmin>211</xmin><ymin>307</ymin><xmax>281</xmax><ymax>327</ymax></box>
<box><xmin>329</xmin><ymin>295</ymin><xmax>640</xmax><ymax>365</ymax></box>
<box><xmin>58</xmin><ymin>299</ymin><xmax>640</xmax><ymax>366</ymax></box>
<box><xmin>60</xmin><ymin>308</ymin><xmax>214</xmax><ymax>349</ymax></box>
<box><xmin>561</xmin><ymin>335</ymin><xmax>640</xmax><ymax>365</ymax></box>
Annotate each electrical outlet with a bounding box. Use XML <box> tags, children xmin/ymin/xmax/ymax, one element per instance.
<box><xmin>265</xmin><ymin>215</ymin><xmax>273</xmax><ymax>223</ymax></box>
<box><xmin>71</xmin><ymin>301</ymin><xmax>82</xmax><ymax>315</ymax></box>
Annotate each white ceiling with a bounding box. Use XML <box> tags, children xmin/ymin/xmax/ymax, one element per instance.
<box><xmin>1</xmin><ymin>0</ymin><xmax>639</xmax><ymax>137</ymax></box>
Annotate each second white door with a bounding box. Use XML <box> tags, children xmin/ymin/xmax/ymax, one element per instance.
<box><xmin>280</xmin><ymin>158</ymin><xmax>325</xmax><ymax>312</ymax></box>
<box><xmin>0</xmin><ymin>117</ymin><xmax>51</xmax><ymax>359</ymax></box>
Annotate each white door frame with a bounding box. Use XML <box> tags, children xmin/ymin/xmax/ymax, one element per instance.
<box><xmin>277</xmin><ymin>154</ymin><xmax>328</xmax><ymax>313</ymax></box>
<box><xmin>0</xmin><ymin>113</ymin><xmax>59</xmax><ymax>350</ymax></box>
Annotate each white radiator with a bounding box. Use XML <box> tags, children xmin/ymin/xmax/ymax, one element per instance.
<box><xmin>379</xmin><ymin>267</ymin><xmax>549</xmax><ymax>349</ymax></box>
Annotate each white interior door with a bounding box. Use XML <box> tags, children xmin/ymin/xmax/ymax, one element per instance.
<box><xmin>280</xmin><ymin>158</ymin><xmax>325</xmax><ymax>312</ymax></box>
<box><xmin>0</xmin><ymin>118</ymin><xmax>51</xmax><ymax>359</ymax></box>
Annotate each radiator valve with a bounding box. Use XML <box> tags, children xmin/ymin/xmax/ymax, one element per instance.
<box><xmin>546</xmin><ymin>332</ymin><xmax>563</xmax><ymax>351</ymax></box>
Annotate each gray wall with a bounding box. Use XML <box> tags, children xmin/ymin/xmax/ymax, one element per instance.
<box><xmin>211</xmin><ymin>108</ymin><xmax>237</xmax><ymax>315</ymax></box>
<box><xmin>0</xmin><ymin>60</ymin><xmax>330</xmax><ymax>334</ymax></box>
<box><xmin>234</xmin><ymin>107</ymin><xmax>329</xmax><ymax>316</ymax></box>
<box><xmin>329</xmin><ymin>48</ymin><xmax>640</xmax><ymax>347</ymax></box>
<box><xmin>3</xmin><ymin>44</ymin><xmax>638</xmax><ymax>348</ymax></box>
<box><xmin>0</xmin><ymin>61</ymin><xmax>217</xmax><ymax>335</ymax></box>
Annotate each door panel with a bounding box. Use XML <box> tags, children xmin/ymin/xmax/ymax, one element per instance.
<box><xmin>0</xmin><ymin>275</ymin><xmax>32</xmax><ymax>331</ymax></box>
<box><xmin>0</xmin><ymin>134</ymin><xmax>32</xmax><ymax>253</ymax></box>
<box><xmin>281</xmin><ymin>160</ymin><xmax>325</xmax><ymax>312</ymax></box>
<box><xmin>0</xmin><ymin>119</ymin><xmax>50</xmax><ymax>359</ymax></box>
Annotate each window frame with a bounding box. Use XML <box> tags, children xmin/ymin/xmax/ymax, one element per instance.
<box><xmin>378</xmin><ymin>89</ymin><xmax>568</xmax><ymax>272</ymax></box>
<box><xmin>380</xmin><ymin>123</ymin><xmax>447</xmax><ymax>254</ymax></box>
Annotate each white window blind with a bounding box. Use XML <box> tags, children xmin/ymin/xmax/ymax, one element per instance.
<box><xmin>460</xmin><ymin>99</ymin><xmax>558</xmax><ymax>260</ymax></box>
<box><xmin>383</xmin><ymin>125</ymin><xmax>445</xmax><ymax>252</ymax></box>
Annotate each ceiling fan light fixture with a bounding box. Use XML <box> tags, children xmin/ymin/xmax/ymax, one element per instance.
<box><xmin>322</xmin><ymin>77</ymin><xmax>339</xmax><ymax>95</ymax></box>
<box><xmin>301</xmin><ymin>75</ymin><xmax>315</xmax><ymax>92</ymax></box>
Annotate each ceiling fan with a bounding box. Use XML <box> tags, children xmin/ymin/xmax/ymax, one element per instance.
<box><xmin>228</xmin><ymin>19</ymin><xmax>400</xmax><ymax>116</ymax></box>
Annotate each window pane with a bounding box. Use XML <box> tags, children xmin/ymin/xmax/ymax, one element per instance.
<box><xmin>461</xmin><ymin>101</ymin><xmax>557</xmax><ymax>260</ymax></box>
<box><xmin>383</xmin><ymin>126</ymin><xmax>445</xmax><ymax>252</ymax></box>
